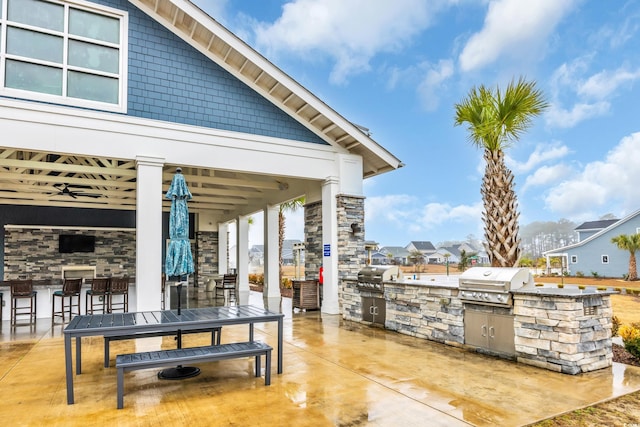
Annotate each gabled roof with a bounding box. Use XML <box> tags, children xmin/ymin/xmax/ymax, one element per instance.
<box><xmin>575</xmin><ymin>219</ymin><xmax>619</xmax><ymax>231</ymax></box>
<box><xmin>380</xmin><ymin>246</ymin><xmax>410</xmax><ymax>257</ymax></box>
<box><xmin>407</xmin><ymin>241</ymin><xmax>436</xmax><ymax>251</ymax></box>
<box><xmin>130</xmin><ymin>0</ymin><xmax>402</xmax><ymax>178</ymax></box>
<box><xmin>545</xmin><ymin>208</ymin><xmax>640</xmax><ymax>255</ymax></box>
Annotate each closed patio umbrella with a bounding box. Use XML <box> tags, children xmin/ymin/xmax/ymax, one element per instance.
<box><xmin>159</xmin><ymin>167</ymin><xmax>198</xmax><ymax>380</ymax></box>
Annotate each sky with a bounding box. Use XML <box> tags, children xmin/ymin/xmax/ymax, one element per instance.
<box><xmin>195</xmin><ymin>0</ymin><xmax>640</xmax><ymax>249</ymax></box>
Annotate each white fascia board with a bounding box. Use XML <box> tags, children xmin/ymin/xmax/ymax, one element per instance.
<box><xmin>142</xmin><ymin>0</ymin><xmax>401</xmax><ymax>170</ymax></box>
<box><xmin>0</xmin><ymin>98</ymin><xmax>339</xmax><ymax>180</ymax></box>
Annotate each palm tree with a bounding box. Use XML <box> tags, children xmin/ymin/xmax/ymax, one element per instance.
<box><xmin>279</xmin><ymin>197</ymin><xmax>305</xmax><ymax>285</ymax></box>
<box><xmin>408</xmin><ymin>250</ymin><xmax>425</xmax><ymax>273</ymax></box>
<box><xmin>454</xmin><ymin>77</ymin><xmax>548</xmax><ymax>267</ymax></box>
<box><xmin>611</xmin><ymin>234</ymin><xmax>640</xmax><ymax>281</ymax></box>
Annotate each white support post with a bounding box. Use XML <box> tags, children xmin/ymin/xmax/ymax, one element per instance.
<box><xmin>322</xmin><ymin>177</ymin><xmax>339</xmax><ymax>314</ymax></box>
<box><xmin>264</xmin><ymin>204</ymin><xmax>281</xmax><ymax>299</ymax></box>
<box><xmin>218</xmin><ymin>222</ymin><xmax>229</xmax><ymax>275</ymax></box>
<box><xmin>236</xmin><ymin>216</ymin><xmax>250</xmax><ymax>303</ymax></box>
<box><xmin>135</xmin><ymin>156</ymin><xmax>164</xmax><ymax>312</ymax></box>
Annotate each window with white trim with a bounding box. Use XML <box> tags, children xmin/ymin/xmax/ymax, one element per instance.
<box><xmin>0</xmin><ymin>0</ymin><xmax>127</xmax><ymax>111</ymax></box>
<box><xmin>601</xmin><ymin>255</ymin><xmax>609</xmax><ymax>264</ymax></box>
<box><xmin>571</xmin><ymin>255</ymin><xmax>578</xmax><ymax>263</ymax></box>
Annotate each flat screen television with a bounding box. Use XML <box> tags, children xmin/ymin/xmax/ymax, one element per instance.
<box><xmin>59</xmin><ymin>234</ymin><xmax>96</xmax><ymax>253</ymax></box>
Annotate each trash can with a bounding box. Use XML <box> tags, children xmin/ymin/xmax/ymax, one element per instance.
<box><xmin>292</xmin><ymin>280</ymin><xmax>320</xmax><ymax>310</ymax></box>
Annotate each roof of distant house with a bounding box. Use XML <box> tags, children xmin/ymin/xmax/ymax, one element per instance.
<box><xmin>407</xmin><ymin>241</ymin><xmax>436</xmax><ymax>251</ymax></box>
<box><xmin>575</xmin><ymin>219</ymin><xmax>619</xmax><ymax>231</ymax></box>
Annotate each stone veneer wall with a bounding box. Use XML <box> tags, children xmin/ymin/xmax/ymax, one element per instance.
<box><xmin>194</xmin><ymin>230</ymin><xmax>218</xmax><ymax>300</ymax></box>
<box><xmin>513</xmin><ymin>292</ymin><xmax>613</xmax><ymax>374</ymax></box>
<box><xmin>304</xmin><ymin>201</ymin><xmax>322</xmax><ymax>281</ymax></box>
<box><xmin>344</xmin><ymin>280</ymin><xmax>613</xmax><ymax>374</ymax></box>
<box><xmin>4</xmin><ymin>227</ymin><xmax>135</xmax><ymax>280</ymax></box>
<box><xmin>336</xmin><ymin>195</ymin><xmax>365</xmax><ymax>281</ymax></box>
<box><xmin>342</xmin><ymin>281</ymin><xmax>464</xmax><ymax>346</ymax></box>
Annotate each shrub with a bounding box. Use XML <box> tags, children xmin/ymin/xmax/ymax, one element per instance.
<box><xmin>557</xmin><ymin>283</ymin><xmax>564</xmax><ymax>288</ymax></box>
<box><xmin>535</xmin><ymin>283</ymin><xmax>544</xmax><ymax>287</ymax></box>
<box><xmin>578</xmin><ymin>285</ymin><xmax>586</xmax><ymax>290</ymax></box>
<box><xmin>619</xmin><ymin>323</ymin><xmax>640</xmax><ymax>359</ymax></box>
<box><xmin>281</xmin><ymin>277</ymin><xmax>292</xmax><ymax>289</ymax></box>
<box><xmin>591</xmin><ymin>271</ymin><xmax>599</xmax><ymax>278</ymax></box>
<box><xmin>575</xmin><ymin>271</ymin><xmax>584</xmax><ymax>278</ymax></box>
<box><xmin>612</xmin><ymin>315</ymin><xmax>621</xmax><ymax>337</ymax></box>
<box><xmin>597</xmin><ymin>286</ymin><xmax>607</xmax><ymax>291</ymax></box>
<box><xmin>249</xmin><ymin>274</ymin><xmax>264</xmax><ymax>286</ymax></box>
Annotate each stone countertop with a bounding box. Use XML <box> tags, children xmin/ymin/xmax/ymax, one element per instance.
<box><xmin>512</xmin><ymin>286</ymin><xmax>618</xmax><ymax>297</ymax></box>
<box><xmin>0</xmin><ymin>277</ymin><xmax>136</xmax><ymax>287</ymax></box>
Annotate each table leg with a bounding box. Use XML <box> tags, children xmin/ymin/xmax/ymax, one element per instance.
<box><xmin>249</xmin><ymin>323</ymin><xmax>254</xmax><ymax>342</ymax></box>
<box><xmin>277</xmin><ymin>317</ymin><xmax>283</xmax><ymax>374</ymax></box>
<box><xmin>76</xmin><ymin>336</ymin><xmax>82</xmax><ymax>374</ymax></box>
<box><xmin>65</xmin><ymin>334</ymin><xmax>74</xmax><ymax>404</ymax></box>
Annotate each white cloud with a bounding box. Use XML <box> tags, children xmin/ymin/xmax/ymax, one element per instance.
<box><xmin>420</xmin><ymin>202</ymin><xmax>483</xmax><ymax>229</ymax></box>
<box><xmin>547</xmin><ymin>62</ymin><xmax>640</xmax><ymax>128</ymax></box>
<box><xmin>251</xmin><ymin>0</ymin><xmax>444</xmax><ymax>84</ymax></box>
<box><xmin>194</xmin><ymin>0</ymin><xmax>230</xmax><ymax>24</ymax></box>
<box><xmin>365</xmin><ymin>194</ymin><xmax>418</xmax><ymax>223</ymax></box>
<box><xmin>508</xmin><ymin>143</ymin><xmax>571</xmax><ymax>174</ymax></box>
<box><xmin>458</xmin><ymin>0</ymin><xmax>577</xmax><ymax>72</ymax></box>
<box><xmin>545</xmin><ymin>101</ymin><xmax>610</xmax><ymax>128</ymax></box>
<box><xmin>544</xmin><ymin>132</ymin><xmax>640</xmax><ymax>219</ymax></box>
<box><xmin>521</xmin><ymin>164</ymin><xmax>573</xmax><ymax>193</ymax></box>
<box><xmin>417</xmin><ymin>59</ymin><xmax>455</xmax><ymax>111</ymax></box>
<box><xmin>577</xmin><ymin>67</ymin><xmax>640</xmax><ymax>100</ymax></box>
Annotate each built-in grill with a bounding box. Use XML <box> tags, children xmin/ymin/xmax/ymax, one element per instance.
<box><xmin>357</xmin><ymin>265</ymin><xmax>400</xmax><ymax>293</ymax></box>
<box><xmin>459</xmin><ymin>267</ymin><xmax>533</xmax><ymax>307</ymax></box>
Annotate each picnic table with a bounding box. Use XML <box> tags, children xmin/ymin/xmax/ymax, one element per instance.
<box><xmin>63</xmin><ymin>305</ymin><xmax>284</xmax><ymax>404</ymax></box>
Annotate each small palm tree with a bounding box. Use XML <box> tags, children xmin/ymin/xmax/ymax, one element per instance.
<box><xmin>279</xmin><ymin>197</ymin><xmax>305</xmax><ymax>285</ymax></box>
<box><xmin>454</xmin><ymin>77</ymin><xmax>548</xmax><ymax>267</ymax></box>
<box><xmin>611</xmin><ymin>234</ymin><xmax>640</xmax><ymax>281</ymax></box>
<box><xmin>408</xmin><ymin>250</ymin><xmax>425</xmax><ymax>273</ymax></box>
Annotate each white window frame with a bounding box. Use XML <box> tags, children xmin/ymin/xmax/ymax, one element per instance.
<box><xmin>570</xmin><ymin>255</ymin><xmax>578</xmax><ymax>264</ymax></box>
<box><xmin>601</xmin><ymin>255</ymin><xmax>609</xmax><ymax>264</ymax></box>
<box><xmin>0</xmin><ymin>0</ymin><xmax>128</xmax><ymax>112</ymax></box>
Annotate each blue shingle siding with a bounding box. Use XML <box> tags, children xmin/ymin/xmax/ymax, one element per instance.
<box><xmin>95</xmin><ymin>0</ymin><xmax>326</xmax><ymax>144</ymax></box>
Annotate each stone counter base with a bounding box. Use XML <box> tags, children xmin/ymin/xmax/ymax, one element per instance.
<box><xmin>513</xmin><ymin>293</ymin><xmax>612</xmax><ymax>374</ymax></box>
<box><xmin>341</xmin><ymin>279</ymin><xmax>613</xmax><ymax>375</ymax></box>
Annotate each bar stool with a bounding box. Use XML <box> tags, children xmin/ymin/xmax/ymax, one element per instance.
<box><xmin>85</xmin><ymin>278</ymin><xmax>110</xmax><ymax>314</ymax></box>
<box><xmin>9</xmin><ymin>279</ymin><xmax>37</xmax><ymax>326</ymax></box>
<box><xmin>52</xmin><ymin>278</ymin><xmax>82</xmax><ymax>323</ymax></box>
<box><xmin>109</xmin><ymin>277</ymin><xmax>129</xmax><ymax>313</ymax></box>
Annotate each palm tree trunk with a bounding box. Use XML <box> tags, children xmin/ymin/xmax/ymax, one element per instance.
<box><xmin>629</xmin><ymin>251</ymin><xmax>638</xmax><ymax>281</ymax></box>
<box><xmin>482</xmin><ymin>149</ymin><xmax>521</xmax><ymax>267</ymax></box>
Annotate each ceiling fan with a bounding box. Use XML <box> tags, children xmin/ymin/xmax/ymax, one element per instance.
<box><xmin>53</xmin><ymin>183</ymin><xmax>102</xmax><ymax>199</ymax></box>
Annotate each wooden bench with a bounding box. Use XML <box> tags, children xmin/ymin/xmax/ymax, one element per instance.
<box><xmin>104</xmin><ymin>327</ymin><xmax>222</xmax><ymax>367</ymax></box>
<box><xmin>115</xmin><ymin>341</ymin><xmax>272</xmax><ymax>409</ymax></box>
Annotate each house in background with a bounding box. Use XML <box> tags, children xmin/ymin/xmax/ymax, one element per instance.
<box><xmin>379</xmin><ymin>246</ymin><xmax>410</xmax><ymax>265</ymax></box>
<box><xmin>544</xmin><ymin>209</ymin><xmax>640</xmax><ymax>278</ymax></box>
<box><xmin>405</xmin><ymin>241</ymin><xmax>436</xmax><ymax>258</ymax></box>
<box><xmin>575</xmin><ymin>219</ymin><xmax>620</xmax><ymax>241</ymax></box>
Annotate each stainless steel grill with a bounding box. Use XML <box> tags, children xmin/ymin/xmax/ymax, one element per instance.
<box><xmin>459</xmin><ymin>267</ymin><xmax>533</xmax><ymax>307</ymax></box>
<box><xmin>357</xmin><ymin>265</ymin><xmax>400</xmax><ymax>293</ymax></box>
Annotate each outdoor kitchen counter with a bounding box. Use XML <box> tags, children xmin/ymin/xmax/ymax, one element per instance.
<box><xmin>341</xmin><ymin>274</ymin><xmax>616</xmax><ymax>374</ymax></box>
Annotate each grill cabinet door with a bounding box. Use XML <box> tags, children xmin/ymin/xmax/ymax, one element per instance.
<box><xmin>464</xmin><ymin>310</ymin><xmax>489</xmax><ymax>348</ymax></box>
<box><xmin>488</xmin><ymin>313</ymin><xmax>515</xmax><ymax>355</ymax></box>
<box><xmin>362</xmin><ymin>297</ymin><xmax>385</xmax><ymax>326</ymax></box>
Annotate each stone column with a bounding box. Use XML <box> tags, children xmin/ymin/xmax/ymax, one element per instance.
<box><xmin>236</xmin><ymin>216</ymin><xmax>250</xmax><ymax>304</ymax></box>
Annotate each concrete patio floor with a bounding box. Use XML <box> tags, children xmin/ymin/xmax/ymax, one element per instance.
<box><xmin>1</xmin><ymin>292</ymin><xmax>640</xmax><ymax>426</ymax></box>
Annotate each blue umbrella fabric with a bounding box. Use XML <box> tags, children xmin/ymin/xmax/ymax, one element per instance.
<box><xmin>165</xmin><ymin>168</ymin><xmax>194</xmax><ymax>279</ymax></box>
